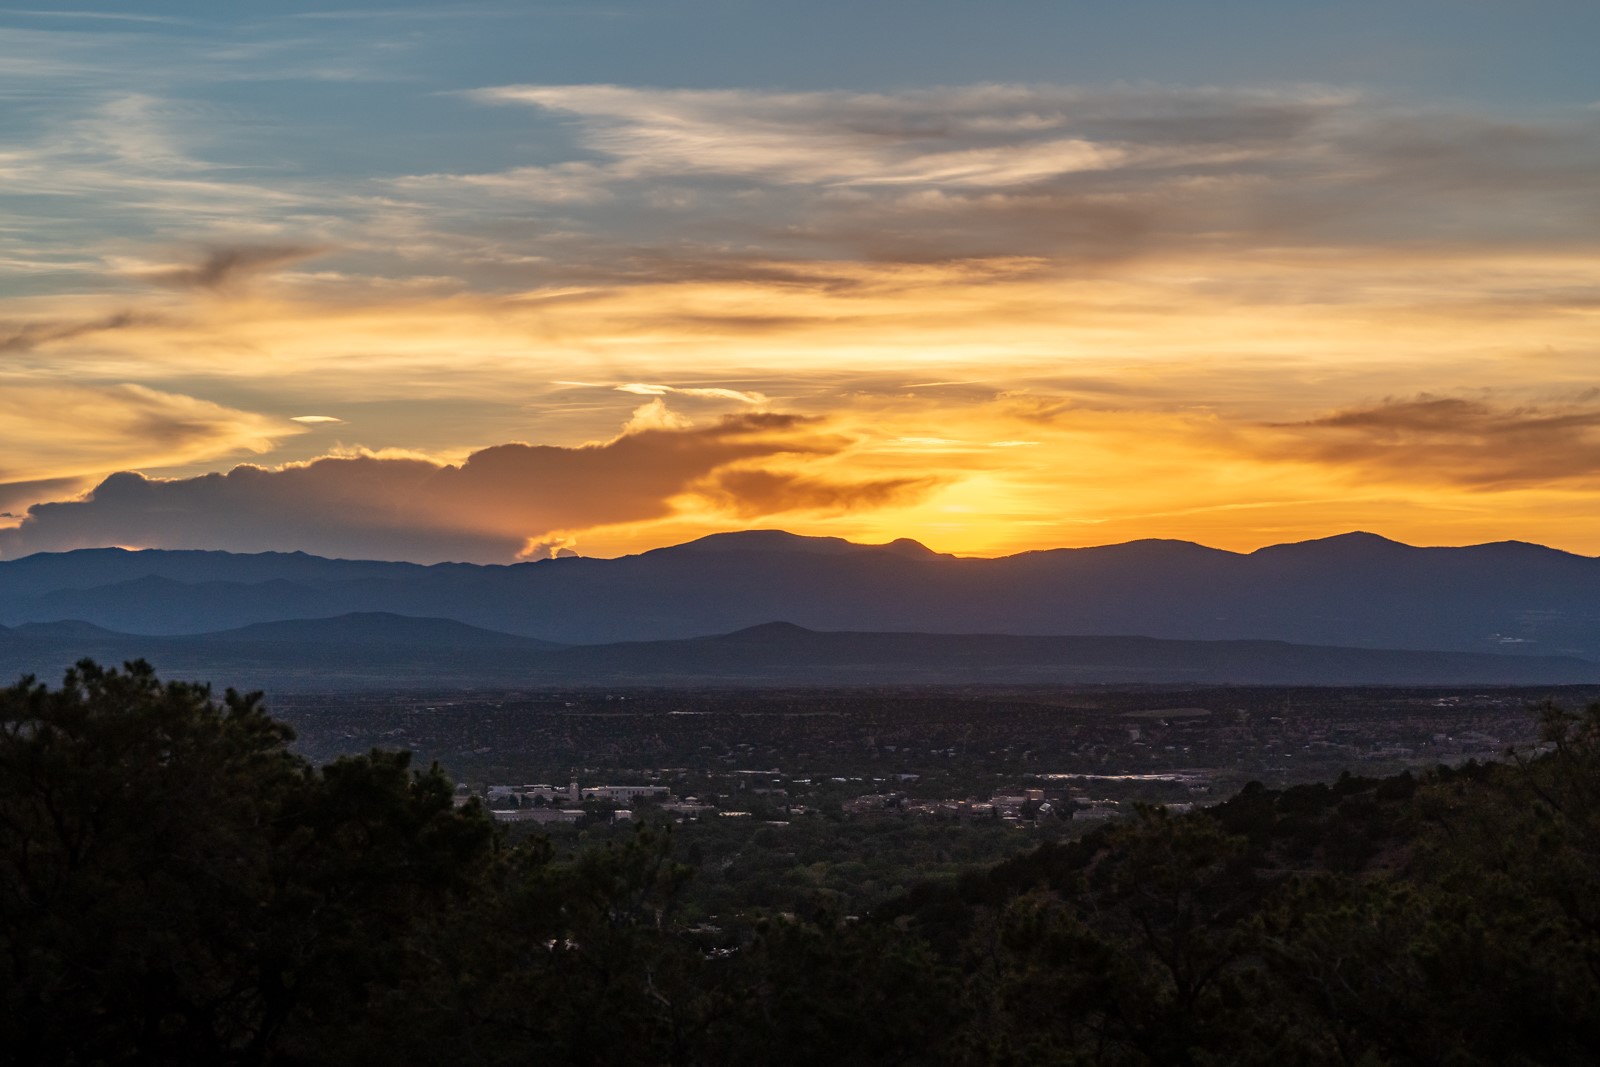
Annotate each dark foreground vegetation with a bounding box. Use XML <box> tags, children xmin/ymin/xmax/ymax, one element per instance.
<box><xmin>4</xmin><ymin>662</ymin><xmax>1600</xmax><ymax>1065</ymax></box>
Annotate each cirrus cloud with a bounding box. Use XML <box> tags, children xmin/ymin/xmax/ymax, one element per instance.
<box><xmin>0</xmin><ymin>382</ymin><xmax>296</xmax><ymax>486</ymax></box>
<box><xmin>387</xmin><ymin>81</ymin><xmax>1600</xmax><ymax>302</ymax></box>
<box><xmin>139</xmin><ymin>243</ymin><xmax>328</xmax><ymax>293</ymax></box>
<box><xmin>615</xmin><ymin>382</ymin><xmax>769</xmax><ymax>404</ymax></box>
<box><xmin>460</xmin><ymin>83</ymin><xmax>1310</xmax><ymax>188</ymax></box>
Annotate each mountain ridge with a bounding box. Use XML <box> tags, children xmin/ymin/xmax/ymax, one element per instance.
<box><xmin>4</xmin><ymin>530</ymin><xmax>1600</xmax><ymax>658</ymax></box>
<box><xmin>0</xmin><ymin>612</ymin><xmax>1593</xmax><ymax>691</ymax></box>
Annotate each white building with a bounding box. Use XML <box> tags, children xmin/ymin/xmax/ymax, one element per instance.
<box><xmin>485</xmin><ymin>779</ymin><xmax>670</xmax><ymax>807</ymax></box>
<box><xmin>491</xmin><ymin>808</ymin><xmax>583</xmax><ymax>825</ymax></box>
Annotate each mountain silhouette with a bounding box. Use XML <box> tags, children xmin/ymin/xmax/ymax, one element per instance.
<box><xmin>2</xmin><ymin>531</ymin><xmax>1599</xmax><ymax>660</ymax></box>
<box><xmin>0</xmin><ymin>614</ymin><xmax>1593</xmax><ymax>691</ymax></box>
<box><xmin>191</xmin><ymin>612</ymin><xmax>565</xmax><ymax>649</ymax></box>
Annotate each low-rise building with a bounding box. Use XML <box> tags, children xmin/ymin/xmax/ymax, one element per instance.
<box><xmin>585</xmin><ymin>784</ymin><xmax>671</xmax><ymax>802</ymax></box>
<box><xmin>491</xmin><ymin>808</ymin><xmax>584</xmax><ymax>825</ymax></box>
<box><xmin>1073</xmin><ymin>805</ymin><xmax>1122</xmax><ymax>822</ymax></box>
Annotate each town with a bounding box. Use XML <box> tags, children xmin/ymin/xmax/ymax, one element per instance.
<box><xmin>277</xmin><ymin>682</ymin><xmax>1584</xmax><ymax>833</ymax></box>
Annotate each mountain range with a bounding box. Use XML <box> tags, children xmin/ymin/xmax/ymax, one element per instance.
<box><xmin>3</xmin><ymin>530</ymin><xmax>1599</xmax><ymax>652</ymax></box>
<box><xmin>1</xmin><ymin>529</ymin><xmax>1599</xmax><ymax>688</ymax></box>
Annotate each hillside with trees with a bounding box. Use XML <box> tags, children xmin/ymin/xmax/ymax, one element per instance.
<box><xmin>3</xmin><ymin>661</ymin><xmax>1598</xmax><ymax>1065</ymax></box>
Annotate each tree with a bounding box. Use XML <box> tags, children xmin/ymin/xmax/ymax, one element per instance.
<box><xmin>0</xmin><ymin>660</ymin><xmax>495</xmax><ymax>1065</ymax></box>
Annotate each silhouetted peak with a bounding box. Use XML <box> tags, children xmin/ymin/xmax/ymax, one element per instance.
<box><xmin>1009</xmin><ymin>538</ymin><xmax>1234</xmax><ymax>566</ymax></box>
<box><xmin>668</xmin><ymin>530</ymin><xmax>861</xmax><ymax>556</ymax></box>
<box><xmin>658</xmin><ymin>530</ymin><xmax>947</xmax><ymax>560</ymax></box>
<box><xmin>1251</xmin><ymin>531</ymin><xmax>1412</xmax><ymax>559</ymax></box>
<box><xmin>875</xmin><ymin>537</ymin><xmax>938</xmax><ymax>558</ymax></box>
<box><xmin>715</xmin><ymin>621</ymin><xmax>821</xmax><ymax>643</ymax></box>
<box><xmin>1466</xmin><ymin>539</ymin><xmax>1589</xmax><ymax>561</ymax></box>
<box><xmin>1095</xmin><ymin>538</ymin><xmax>1232</xmax><ymax>559</ymax></box>
<box><xmin>12</xmin><ymin>620</ymin><xmax>122</xmax><ymax>640</ymax></box>
<box><xmin>194</xmin><ymin>612</ymin><xmax>557</xmax><ymax>648</ymax></box>
<box><xmin>12</xmin><ymin>546</ymin><xmax>135</xmax><ymax>564</ymax></box>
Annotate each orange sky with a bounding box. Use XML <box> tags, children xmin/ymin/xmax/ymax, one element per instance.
<box><xmin>3</xmin><ymin>24</ymin><xmax>1600</xmax><ymax>562</ymax></box>
<box><xmin>8</xmin><ymin>244</ymin><xmax>1600</xmax><ymax>561</ymax></box>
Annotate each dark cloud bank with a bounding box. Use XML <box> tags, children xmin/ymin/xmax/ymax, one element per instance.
<box><xmin>0</xmin><ymin>414</ymin><xmax>934</xmax><ymax>563</ymax></box>
<box><xmin>1265</xmin><ymin>396</ymin><xmax>1600</xmax><ymax>489</ymax></box>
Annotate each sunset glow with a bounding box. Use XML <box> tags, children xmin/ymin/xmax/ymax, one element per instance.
<box><xmin>5</xmin><ymin>3</ymin><xmax>1599</xmax><ymax>561</ymax></box>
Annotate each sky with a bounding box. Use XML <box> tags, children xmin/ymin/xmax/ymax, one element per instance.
<box><xmin>3</xmin><ymin>1</ymin><xmax>1599</xmax><ymax>563</ymax></box>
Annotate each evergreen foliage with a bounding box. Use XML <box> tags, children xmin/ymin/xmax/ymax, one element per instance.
<box><xmin>3</xmin><ymin>662</ymin><xmax>1599</xmax><ymax>1064</ymax></box>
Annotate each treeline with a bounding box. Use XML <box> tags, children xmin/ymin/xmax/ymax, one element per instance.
<box><xmin>3</xmin><ymin>662</ymin><xmax>1599</xmax><ymax>1065</ymax></box>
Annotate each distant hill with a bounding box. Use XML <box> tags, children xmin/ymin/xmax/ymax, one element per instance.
<box><xmin>536</xmin><ymin>624</ymin><xmax>1599</xmax><ymax>688</ymax></box>
<box><xmin>0</xmin><ymin>615</ymin><xmax>1593</xmax><ymax>691</ymax></box>
<box><xmin>0</xmin><ymin>613</ymin><xmax>560</xmax><ymax>690</ymax></box>
<box><xmin>9</xmin><ymin>620</ymin><xmax>125</xmax><ymax>641</ymax></box>
<box><xmin>191</xmin><ymin>612</ymin><xmax>564</xmax><ymax>650</ymax></box>
<box><xmin>3</xmin><ymin>530</ymin><xmax>1600</xmax><ymax>661</ymax></box>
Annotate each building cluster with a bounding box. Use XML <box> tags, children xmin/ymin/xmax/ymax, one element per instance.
<box><xmin>406</xmin><ymin>688</ymin><xmax>1553</xmax><ymax>836</ymax></box>
<box><xmin>472</xmin><ymin>778</ymin><xmax>673</xmax><ymax>824</ymax></box>
<box><xmin>840</xmin><ymin>786</ymin><xmax>1165</xmax><ymax>826</ymax></box>
<box><xmin>462</xmin><ymin>760</ymin><xmax>1222</xmax><ymax>829</ymax></box>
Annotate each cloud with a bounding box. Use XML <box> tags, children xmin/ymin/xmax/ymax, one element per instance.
<box><xmin>142</xmin><ymin>244</ymin><xmax>327</xmax><ymax>292</ymax></box>
<box><xmin>698</xmin><ymin>468</ymin><xmax>944</xmax><ymax>518</ymax></box>
<box><xmin>391</xmin><ymin>161</ymin><xmax>615</xmax><ymax>203</ymax></box>
<box><xmin>8</xmin><ymin>72</ymin><xmax>1600</xmax><ymax>560</ymax></box>
<box><xmin>1259</xmin><ymin>396</ymin><xmax>1600</xmax><ymax>488</ymax></box>
<box><xmin>0</xmin><ymin>311</ymin><xmax>144</xmax><ymax>353</ymax></box>
<box><xmin>615</xmin><ymin>382</ymin><xmax>769</xmax><ymax>404</ymax></box>
<box><xmin>412</xmin><ymin>82</ymin><xmax>1600</xmax><ymax>291</ymax></box>
<box><xmin>463</xmin><ymin>83</ymin><xmax>1309</xmax><ymax>188</ymax></box>
<box><xmin>619</xmin><ymin>397</ymin><xmax>693</xmax><ymax>432</ymax></box>
<box><xmin>0</xmin><ymin>10</ymin><xmax>182</xmax><ymax>23</ymax></box>
<box><xmin>0</xmin><ymin>88</ymin><xmax>318</xmax><ymax>244</ymax></box>
<box><xmin>290</xmin><ymin>415</ymin><xmax>344</xmax><ymax>424</ymax></box>
<box><xmin>0</xmin><ymin>382</ymin><xmax>296</xmax><ymax>485</ymax></box>
<box><xmin>0</xmin><ymin>477</ymin><xmax>87</xmax><ymax>519</ymax></box>
<box><xmin>0</xmin><ymin>412</ymin><xmax>844</xmax><ymax>563</ymax></box>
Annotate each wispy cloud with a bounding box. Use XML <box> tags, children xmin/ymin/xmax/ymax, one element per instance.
<box><xmin>0</xmin><ymin>382</ymin><xmax>297</xmax><ymax>485</ymax></box>
<box><xmin>1260</xmin><ymin>396</ymin><xmax>1600</xmax><ymax>490</ymax></box>
<box><xmin>376</xmin><ymin>82</ymin><xmax>1600</xmax><ymax>299</ymax></box>
<box><xmin>462</xmin><ymin>83</ymin><xmax>1323</xmax><ymax>188</ymax></box>
<box><xmin>616</xmin><ymin>382</ymin><xmax>768</xmax><ymax>405</ymax></box>
<box><xmin>0</xmin><ymin>311</ymin><xmax>143</xmax><ymax>353</ymax></box>
<box><xmin>141</xmin><ymin>244</ymin><xmax>328</xmax><ymax>293</ymax></box>
<box><xmin>0</xmin><ymin>10</ymin><xmax>185</xmax><ymax>23</ymax></box>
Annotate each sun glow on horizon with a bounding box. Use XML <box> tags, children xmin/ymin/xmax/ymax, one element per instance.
<box><xmin>4</xmin><ymin>9</ymin><xmax>1599</xmax><ymax>563</ymax></box>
